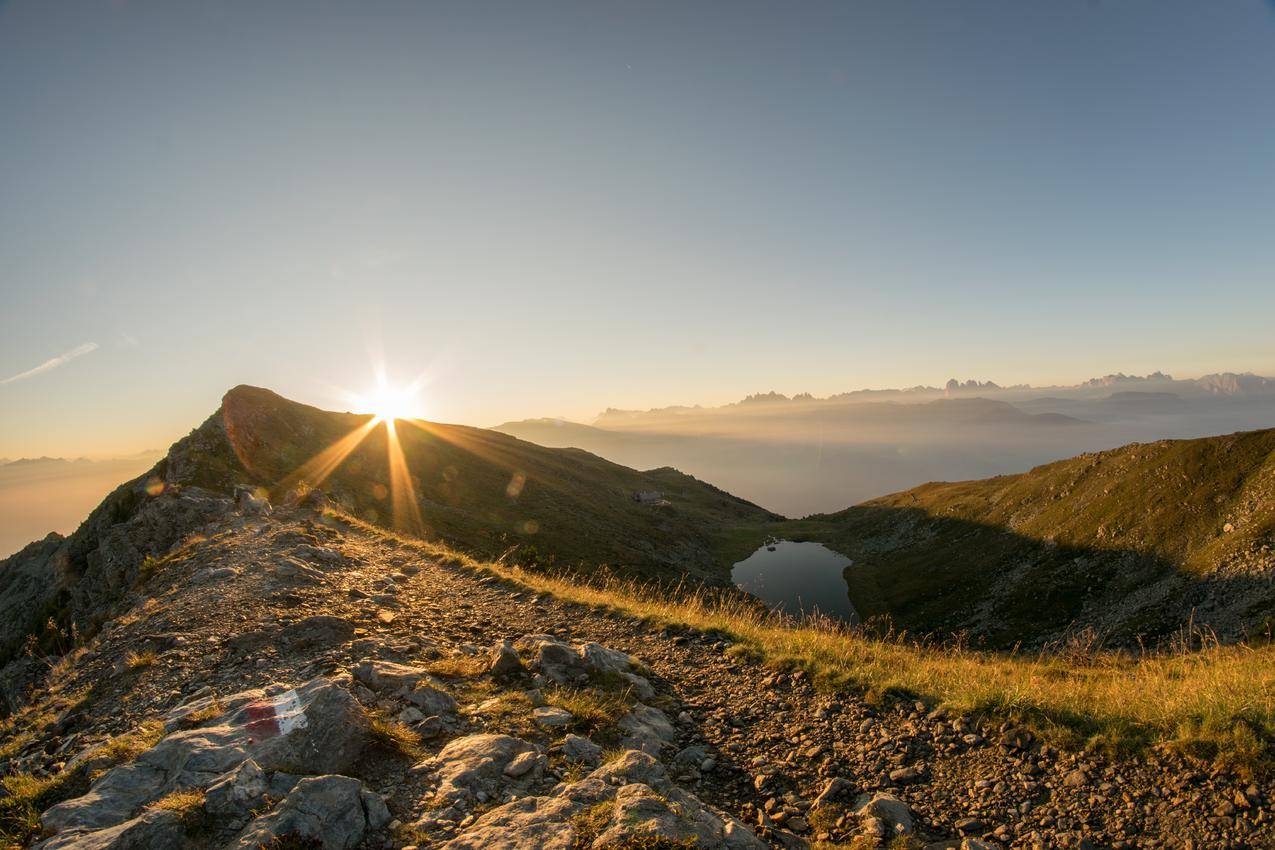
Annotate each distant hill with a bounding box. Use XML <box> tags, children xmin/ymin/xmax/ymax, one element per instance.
<box><xmin>791</xmin><ymin>428</ymin><xmax>1275</xmax><ymax>646</ymax></box>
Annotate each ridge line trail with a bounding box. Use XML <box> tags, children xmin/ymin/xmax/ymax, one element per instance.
<box><xmin>42</xmin><ymin>508</ymin><xmax>1260</xmax><ymax>848</ymax></box>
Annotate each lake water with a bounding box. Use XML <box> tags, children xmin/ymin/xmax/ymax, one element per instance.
<box><xmin>731</xmin><ymin>540</ymin><xmax>858</xmax><ymax>623</ymax></box>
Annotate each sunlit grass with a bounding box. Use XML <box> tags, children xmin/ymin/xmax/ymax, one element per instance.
<box><xmin>329</xmin><ymin>509</ymin><xmax>1275</xmax><ymax>775</ymax></box>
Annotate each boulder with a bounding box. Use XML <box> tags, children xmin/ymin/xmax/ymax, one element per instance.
<box><xmin>41</xmin><ymin>678</ymin><xmax>367</xmax><ymax>838</ymax></box>
<box><xmin>231</xmin><ymin>775</ymin><xmax>377</xmax><ymax>850</ymax></box>
<box><xmin>438</xmin><ymin>750</ymin><xmax>765</xmax><ymax>850</ymax></box>
<box><xmin>417</xmin><ymin>734</ymin><xmax>539</xmax><ymax>810</ymax></box>
<box><xmin>561</xmin><ymin>734</ymin><xmax>603</xmax><ymax>766</ymax></box>
<box><xmin>353</xmin><ymin>660</ymin><xmax>456</xmax><ymax>716</ymax></box>
<box><xmin>854</xmin><ymin>792</ymin><xmax>914</xmax><ymax>835</ymax></box>
<box><xmin>616</xmin><ymin>704</ymin><xmax>676</xmax><ymax>755</ymax></box>
<box><xmin>489</xmin><ymin>640</ymin><xmax>524</xmax><ymax>678</ymax></box>
<box><xmin>36</xmin><ymin>809</ymin><xmax>186</xmax><ymax>850</ymax></box>
<box><xmin>203</xmin><ymin>759</ymin><xmax>268</xmax><ymax>819</ymax></box>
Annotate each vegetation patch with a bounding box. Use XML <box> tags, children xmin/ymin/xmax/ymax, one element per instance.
<box><xmin>367</xmin><ymin>711</ymin><xmax>423</xmax><ymax>759</ymax></box>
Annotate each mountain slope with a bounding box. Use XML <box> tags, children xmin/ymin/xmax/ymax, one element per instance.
<box><xmin>0</xmin><ymin>386</ymin><xmax>779</xmax><ymax>664</ymax></box>
<box><xmin>792</xmin><ymin>428</ymin><xmax>1275</xmax><ymax>645</ymax></box>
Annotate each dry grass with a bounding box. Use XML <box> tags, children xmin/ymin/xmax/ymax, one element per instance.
<box><xmin>422</xmin><ymin>654</ymin><xmax>488</xmax><ymax>679</ymax></box>
<box><xmin>181</xmin><ymin>699</ymin><xmax>225</xmax><ymax>726</ymax></box>
<box><xmin>367</xmin><ymin>711</ymin><xmax>423</xmax><ymax>759</ymax></box>
<box><xmin>149</xmin><ymin>788</ymin><xmax>209</xmax><ymax>833</ymax></box>
<box><xmin>497</xmin><ymin>568</ymin><xmax>1275</xmax><ymax>773</ymax></box>
<box><xmin>123</xmin><ymin>649</ymin><xmax>158</xmax><ymax>671</ymax></box>
<box><xmin>329</xmin><ymin>511</ymin><xmax>1275</xmax><ymax>774</ymax></box>
<box><xmin>546</xmin><ymin>686</ymin><xmax>634</xmax><ymax>737</ymax></box>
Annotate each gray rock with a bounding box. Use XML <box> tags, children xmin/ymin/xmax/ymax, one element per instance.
<box><xmin>36</xmin><ymin>809</ymin><xmax>186</xmax><ymax>850</ymax></box>
<box><xmin>41</xmin><ymin>677</ymin><xmax>367</xmax><ymax>839</ymax></box>
<box><xmin>437</xmin><ymin>750</ymin><xmax>765</xmax><ymax>850</ymax></box>
<box><xmin>353</xmin><ymin>660</ymin><xmax>456</xmax><ymax>715</ymax></box>
<box><xmin>203</xmin><ymin>759</ymin><xmax>268</xmax><ymax>818</ymax></box>
<box><xmin>231</xmin><ymin>775</ymin><xmax>371</xmax><ymax>850</ymax></box>
<box><xmin>562</xmin><ymin>734</ymin><xmax>603</xmax><ymax>766</ymax></box>
<box><xmin>417</xmin><ymin>734</ymin><xmax>538</xmax><ymax>809</ymax></box>
<box><xmin>854</xmin><ymin>792</ymin><xmax>914</xmax><ymax>835</ymax></box>
<box><xmin>489</xmin><ymin>640</ymin><xmax>524</xmax><ymax>678</ymax></box>
<box><xmin>532</xmin><ymin>706</ymin><xmax>573</xmax><ymax>728</ymax></box>
<box><xmin>616</xmin><ymin>704</ymin><xmax>676</xmax><ymax>755</ymax></box>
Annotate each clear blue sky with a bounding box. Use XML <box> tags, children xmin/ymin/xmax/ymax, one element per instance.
<box><xmin>1</xmin><ymin>1</ymin><xmax>1273</xmax><ymax>456</ymax></box>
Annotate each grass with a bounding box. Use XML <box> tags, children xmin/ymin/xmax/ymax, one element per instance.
<box><xmin>0</xmin><ymin>720</ymin><xmax>164</xmax><ymax>847</ymax></box>
<box><xmin>422</xmin><ymin>654</ymin><xmax>489</xmax><ymax>678</ymax></box>
<box><xmin>367</xmin><ymin>711</ymin><xmax>424</xmax><ymax>759</ymax></box>
<box><xmin>123</xmin><ymin>649</ymin><xmax>158</xmax><ymax>670</ymax></box>
<box><xmin>330</xmin><ymin>510</ymin><xmax>1275</xmax><ymax>775</ymax></box>
<box><xmin>545</xmin><ymin>686</ymin><xmax>635</xmax><ymax>738</ymax></box>
<box><xmin>149</xmin><ymin>789</ymin><xmax>209</xmax><ymax>834</ymax></box>
<box><xmin>487</xmin><ymin>563</ymin><xmax>1274</xmax><ymax>776</ymax></box>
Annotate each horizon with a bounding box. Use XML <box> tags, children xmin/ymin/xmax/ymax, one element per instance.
<box><xmin>3</xmin><ymin>1</ymin><xmax>1275</xmax><ymax>457</ymax></box>
<box><xmin>2</xmin><ymin>364</ymin><xmax>1273</xmax><ymax>460</ymax></box>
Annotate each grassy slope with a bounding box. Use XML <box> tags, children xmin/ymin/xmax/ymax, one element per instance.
<box><xmin>214</xmin><ymin>386</ymin><xmax>780</xmax><ymax>578</ymax></box>
<box><xmin>337</xmin><ymin>512</ymin><xmax>1275</xmax><ymax>777</ymax></box>
<box><xmin>781</xmin><ymin>429</ymin><xmax>1275</xmax><ymax>644</ymax></box>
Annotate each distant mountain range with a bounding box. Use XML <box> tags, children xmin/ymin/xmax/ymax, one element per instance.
<box><xmin>592</xmin><ymin>371</ymin><xmax>1275</xmax><ymax>425</ymax></box>
<box><xmin>497</xmin><ymin>371</ymin><xmax>1275</xmax><ymax>517</ymax></box>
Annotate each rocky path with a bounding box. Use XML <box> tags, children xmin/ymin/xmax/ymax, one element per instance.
<box><xmin>1</xmin><ymin>499</ymin><xmax>1269</xmax><ymax>849</ymax></box>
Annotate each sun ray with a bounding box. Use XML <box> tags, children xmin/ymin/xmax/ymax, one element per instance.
<box><xmin>384</xmin><ymin>419</ymin><xmax>424</xmax><ymax>534</ymax></box>
<box><xmin>276</xmin><ymin>416</ymin><xmax>380</xmax><ymax>496</ymax></box>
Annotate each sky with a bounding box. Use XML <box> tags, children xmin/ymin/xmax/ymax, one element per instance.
<box><xmin>1</xmin><ymin>0</ymin><xmax>1274</xmax><ymax>458</ymax></box>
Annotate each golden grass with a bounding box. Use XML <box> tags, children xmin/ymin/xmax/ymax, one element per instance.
<box><xmin>329</xmin><ymin>509</ymin><xmax>1275</xmax><ymax>774</ymax></box>
<box><xmin>149</xmin><ymin>789</ymin><xmax>209</xmax><ymax>833</ymax></box>
<box><xmin>123</xmin><ymin>649</ymin><xmax>157</xmax><ymax>670</ymax></box>
<box><xmin>422</xmin><ymin>654</ymin><xmax>488</xmax><ymax>679</ymax></box>
<box><xmin>545</xmin><ymin>686</ymin><xmax>633</xmax><ymax>735</ymax></box>
<box><xmin>368</xmin><ymin>711</ymin><xmax>423</xmax><ymax>759</ymax></box>
<box><xmin>496</xmin><ymin>567</ymin><xmax>1275</xmax><ymax>773</ymax></box>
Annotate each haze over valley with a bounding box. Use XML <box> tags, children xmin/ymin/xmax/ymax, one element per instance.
<box><xmin>498</xmin><ymin>370</ymin><xmax>1275</xmax><ymax>517</ymax></box>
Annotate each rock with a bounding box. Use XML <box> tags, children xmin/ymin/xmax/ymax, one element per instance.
<box><xmin>353</xmin><ymin>660</ymin><xmax>456</xmax><ymax>715</ymax></box>
<box><xmin>36</xmin><ymin>809</ymin><xmax>186</xmax><ymax>850</ymax></box>
<box><xmin>231</xmin><ymin>775</ymin><xmax>376</xmax><ymax>850</ymax></box>
<box><xmin>562</xmin><ymin>734</ymin><xmax>603</xmax><ymax>765</ymax></box>
<box><xmin>1000</xmin><ymin>725</ymin><xmax>1033</xmax><ymax>751</ymax></box>
<box><xmin>41</xmin><ymin>677</ymin><xmax>367</xmax><ymax>839</ymax></box>
<box><xmin>281</xmin><ymin>616</ymin><xmax>354</xmax><ymax>649</ymax></box>
<box><xmin>503</xmin><ymin>751</ymin><xmax>540</xmax><ymax>778</ymax></box>
<box><xmin>489</xmin><ymin>640</ymin><xmax>524</xmax><ymax>678</ymax></box>
<box><xmin>417</xmin><ymin>734</ymin><xmax>538</xmax><ymax>809</ymax></box>
<box><xmin>962</xmin><ymin>840</ymin><xmax>999</xmax><ymax>850</ymax></box>
<box><xmin>360</xmin><ymin>789</ymin><xmax>392</xmax><ymax>829</ymax></box>
<box><xmin>532</xmin><ymin>706</ymin><xmax>573</xmax><ymax>728</ymax></box>
<box><xmin>1063</xmin><ymin>768</ymin><xmax>1088</xmax><ymax>787</ymax></box>
<box><xmin>203</xmin><ymin>759</ymin><xmax>268</xmax><ymax>818</ymax></box>
<box><xmin>616</xmin><ymin>704</ymin><xmax>676</xmax><ymax>755</ymax></box>
<box><xmin>954</xmin><ymin>817</ymin><xmax>985</xmax><ymax>834</ymax></box>
<box><xmin>437</xmin><ymin>750</ymin><xmax>765</xmax><ymax>850</ymax></box>
<box><xmin>890</xmin><ymin>766</ymin><xmax>922</xmax><ymax>785</ymax></box>
<box><xmin>813</xmin><ymin>776</ymin><xmax>855</xmax><ymax>809</ymax></box>
<box><xmin>854</xmin><ymin>792</ymin><xmax>914</xmax><ymax>835</ymax></box>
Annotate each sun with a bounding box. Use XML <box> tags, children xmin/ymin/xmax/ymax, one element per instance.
<box><xmin>354</xmin><ymin>380</ymin><xmax>425</xmax><ymax>424</ymax></box>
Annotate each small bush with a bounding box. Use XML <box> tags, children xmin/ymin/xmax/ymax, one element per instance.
<box><xmin>150</xmin><ymin>789</ymin><xmax>209</xmax><ymax>834</ymax></box>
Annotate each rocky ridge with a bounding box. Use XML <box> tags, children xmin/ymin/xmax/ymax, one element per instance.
<box><xmin>0</xmin><ymin>492</ymin><xmax>1268</xmax><ymax>849</ymax></box>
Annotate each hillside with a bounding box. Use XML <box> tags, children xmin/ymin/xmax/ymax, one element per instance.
<box><xmin>790</xmin><ymin>429</ymin><xmax>1275</xmax><ymax>646</ymax></box>
<box><xmin>0</xmin><ymin>386</ymin><xmax>779</xmax><ymax>665</ymax></box>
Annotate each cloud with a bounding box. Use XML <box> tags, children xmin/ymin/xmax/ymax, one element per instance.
<box><xmin>0</xmin><ymin>342</ymin><xmax>99</xmax><ymax>385</ymax></box>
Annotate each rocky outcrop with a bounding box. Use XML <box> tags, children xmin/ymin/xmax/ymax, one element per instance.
<box><xmin>37</xmin><ymin>677</ymin><xmax>369</xmax><ymax>848</ymax></box>
<box><xmin>438</xmin><ymin>749</ymin><xmax>765</xmax><ymax>849</ymax></box>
